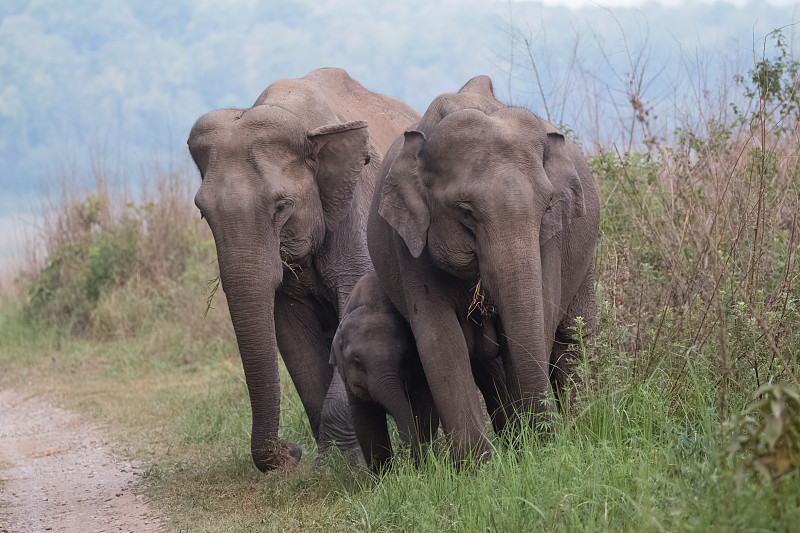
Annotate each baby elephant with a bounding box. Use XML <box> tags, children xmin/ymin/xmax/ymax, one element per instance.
<box><xmin>332</xmin><ymin>273</ymin><xmax>509</xmax><ymax>469</ymax></box>
<box><xmin>331</xmin><ymin>273</ymin><xmax>437</xmax><ymax>469</ymax></box>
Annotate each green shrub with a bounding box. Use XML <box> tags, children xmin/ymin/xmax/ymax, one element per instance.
<box><xmin>733</xmin><ymin>28</ymin><xmax>800</xmax><ymax>135</ymax></box>
<box><xmin>23</xmin><ymin>171</ymin><xmax>216</xmax><ymax>336</ymax></box>
<box><xmin>85</xmin><ymin>216</ymin><xmax>138</xmax><ymax>304</ymax></box>
<box><xmin>729</xmin><ymin>382</ymin><xmax>800</xmax><ymax>480</ymax></box>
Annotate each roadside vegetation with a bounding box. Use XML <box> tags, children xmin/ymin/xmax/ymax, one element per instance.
<box><xmin>1</xmin><ymin>28</ymin><xmax>798</xmax><ymax>532</ymax></box>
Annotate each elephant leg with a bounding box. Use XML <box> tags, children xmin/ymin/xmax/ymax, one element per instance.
<box><xmin>274</xmin><ymin>292</ymin><xmax>358</xmax><ymax>457</ymax></box>
<box><xmin>407</xmin><ymin>380</ymin><xmax>439</xmax><ymax>445</ymax></box>
<box><xmin>407</xmin><ymin>295</ymin><xmax>489</xmax><ymax>464</ymax></box>
<box><xmin>550</xmin><ymin>267</ymin><xmax>596</xmax><ymax>410</ymax></box>
<box><xmin>472</xmin><ymin>357</ymin><xmax>511</xmax><ymax>438</ymax></box>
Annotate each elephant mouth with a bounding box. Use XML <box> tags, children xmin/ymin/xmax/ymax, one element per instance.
<box><xmin>279</xmin><ymin>245</ymin><xmax>305</xmax><ymax>277</ymax></box>
<box><xmin>431</xmin><ymin>252</ymin><xmax>480</xmax><ymax>280</ymax></box>
<box><xmin>467</xmin><ymin>278</ymin><xmax>497</xmax><ymax>324</ymax></box>
<box><xmin>351</xmin><ymin>384</ymin><xmax>371</xmax><ymax>402</ymax></box>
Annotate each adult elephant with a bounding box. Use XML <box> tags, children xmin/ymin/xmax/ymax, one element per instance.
<box><xmin>188</xmin><ymin>68</ymin><xmax>420</xmax><ymax>472</ymax></box>
<box><xmin>367</xmin><ymin>76</ymin><xmax>600</xmax><ymax>463</ymax></box>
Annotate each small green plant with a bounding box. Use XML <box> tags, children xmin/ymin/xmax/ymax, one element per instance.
<box><xmin>733</xmin><ymin>28</ymin><xmax>800</xmax><ymax>134</ymax></box>
<box><xmin>728</xmin><ymin>382</ymin><xmax>800</xmax><ymax>480</ymax></box>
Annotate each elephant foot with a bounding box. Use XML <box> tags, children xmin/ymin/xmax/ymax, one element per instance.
<box><xmin>252</xmin><ymin>439</ymin><xmax>302</xmax><ymax>473</ymax></box>
<box><xmin>314</xmin><ymin>439</ymin><xmax>366</xmax><ymax>469</ymax></box>
<box><xmin>447</xmin><ymin>432</ymin><xmax>492</xmax><ymax>472</ymax></box>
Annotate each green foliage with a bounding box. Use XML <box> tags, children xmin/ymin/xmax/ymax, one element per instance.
<box><xmin>733</xmin><ymin>28</ymin><xmax>800</xmax><ymax>134</ymax></box>
<box><xmin>671</xmin><ymin>119</ymin><xmax>732</xmax><ymax>160</ymax></box>
<box><xmin>745</xmin><ymin>146</ymin><xmax>779</xmax><ymax>181</ymax></box>
<box><xmin>27</xmin><ymin>241</ymin><xmax>93</xmax><ymax>332</ymax></box>
<box><xmin>729</xmin><ymin>382</ymin><xmax>800</xmax><ymax>480</ymax></box>
<box><xmin>556</xmin><ymin>122</ymin><xmax>580</xmax><ymax>145</ymax></box>
<box><xmin>85</xmin><ymin>216</ymin><xmax>139</xmax><ymax>304</ymax></box>
<box><xmin>22</xmin><ymin>175</ymin><xmax>216</xmax><ymax>336</ymax></box>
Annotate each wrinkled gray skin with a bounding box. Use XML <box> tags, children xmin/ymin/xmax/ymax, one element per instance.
<box><xmin>368</xmin><ymin>76</ymin><xmax>600</xmax><ymax>464</ymax></box>
<box><xmin>188</xmin><ymin>68</ymin><xmax>420</xmax><ymax>472</ymax></box>
<box><xmin>332</xmin><ymin>273</ymin><xmax>510</xmax><ymax>470</ymax></box>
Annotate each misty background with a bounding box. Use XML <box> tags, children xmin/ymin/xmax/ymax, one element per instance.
<box><xmin>0</xmin><ymin>0</ymin><xmax>798</xmax><ymax>274</ymax></box>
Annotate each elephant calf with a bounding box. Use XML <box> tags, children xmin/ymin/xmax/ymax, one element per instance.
<box><xmin>331</xmin><ymin>272</ymin><xmax>509</xmax><ymax>470</ymax></box>
<box><xmin>331</xmin><ymin>273</ymin><xmax>437</xmax><ymax>469</ymax></box>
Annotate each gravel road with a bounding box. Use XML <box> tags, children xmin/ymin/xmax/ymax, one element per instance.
<box><xmin>0</xmin><ymin>389</ymin><xmax>162</xmax><ymax>533</ymax></box>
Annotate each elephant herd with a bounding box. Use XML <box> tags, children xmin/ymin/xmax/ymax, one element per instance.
<box><xmin>187</xmin><ymin>67</ymin><xmax>600</xmax><ymax>473</ymax></box>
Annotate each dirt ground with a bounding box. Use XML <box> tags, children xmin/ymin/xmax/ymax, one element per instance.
<box><xmin>0</xmin><ymin>389</ymin><xmax>162</xmax><ymax>533</ymax></box>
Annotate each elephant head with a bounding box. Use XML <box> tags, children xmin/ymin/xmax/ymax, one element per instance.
<box><xmin>188</xmin><ymin>105</ymin><xmax>370</xmax><ymax>472</ymax></box>
<box><xmin>330</xmin><ymin>273</ymin><xmax>437</xmax><ymax>469</ymax></box>
<box><xmin>376</xmin><ymin>80</ymin><xmax>588</xmax><ymax>430</ymax></box>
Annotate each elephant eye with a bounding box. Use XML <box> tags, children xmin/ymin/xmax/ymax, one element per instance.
<box><xmin>456</xmin><ymin>202</ymin><xmax>477</xmax><ymax>229</ymax></box>
<box><xmin>353</xmin><ymin>358</ymin><xmax>366</xmax><ymax>372</ymax></box>
<box><xmin>273</xmin><ymin>198</ymin><xmax>293</xmax><ymax>222</ymax></box>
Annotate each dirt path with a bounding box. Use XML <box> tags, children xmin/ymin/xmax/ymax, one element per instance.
<box><xmin>0</xmin><ymin>389</ymin><xmax>162</xmax><ymax>533</ymax></box>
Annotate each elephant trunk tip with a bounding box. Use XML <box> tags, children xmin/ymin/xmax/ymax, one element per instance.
<box><xmin>252</xmin><ymin>439</ymin><xmax>302</xmax><ymax>473</ymax></box>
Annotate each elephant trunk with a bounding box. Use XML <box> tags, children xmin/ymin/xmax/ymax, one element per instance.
<box><xmin>480</xmin><ymin>234</ymin><xmax>555</xmax><ymax>432</ymax></box>
<box><xmin>372</xmin><ymin>376</ymin><xmax>419</xmax><ymax>447</ymax></box>
<box><xmin>217</xmin><ymin>237</ymin><xmax>300</xmax><ymax>472</ymax></box>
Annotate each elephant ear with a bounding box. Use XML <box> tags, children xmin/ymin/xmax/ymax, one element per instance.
<box><xmin>378</xmin><ymin>131</ymin><xmax>430</xmax><ymax>258</ymax></box>
<box><xmin>541</xmin><ymin>132</ymin><xmax>586</xmax><ymax>242</ymax></box>
<box><xmin>307</xmin><ymin>120</ymin><xmax>371</xmax><ymax>227</ymax></box>
<box><xmin>329</xmin><ymin>318</ymin><xmax>346</xmax><ymax>366</ymax></box>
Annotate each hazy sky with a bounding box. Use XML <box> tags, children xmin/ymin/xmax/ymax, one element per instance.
<box><xmin>538</xmin><ymin>0</ymin><xmax>797</xmax><ymax>6</ymax></box>
<box><xmin>0</xmin><ymin>0</ymin><xmax>798</xmax><ymax>278</ymax></box>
